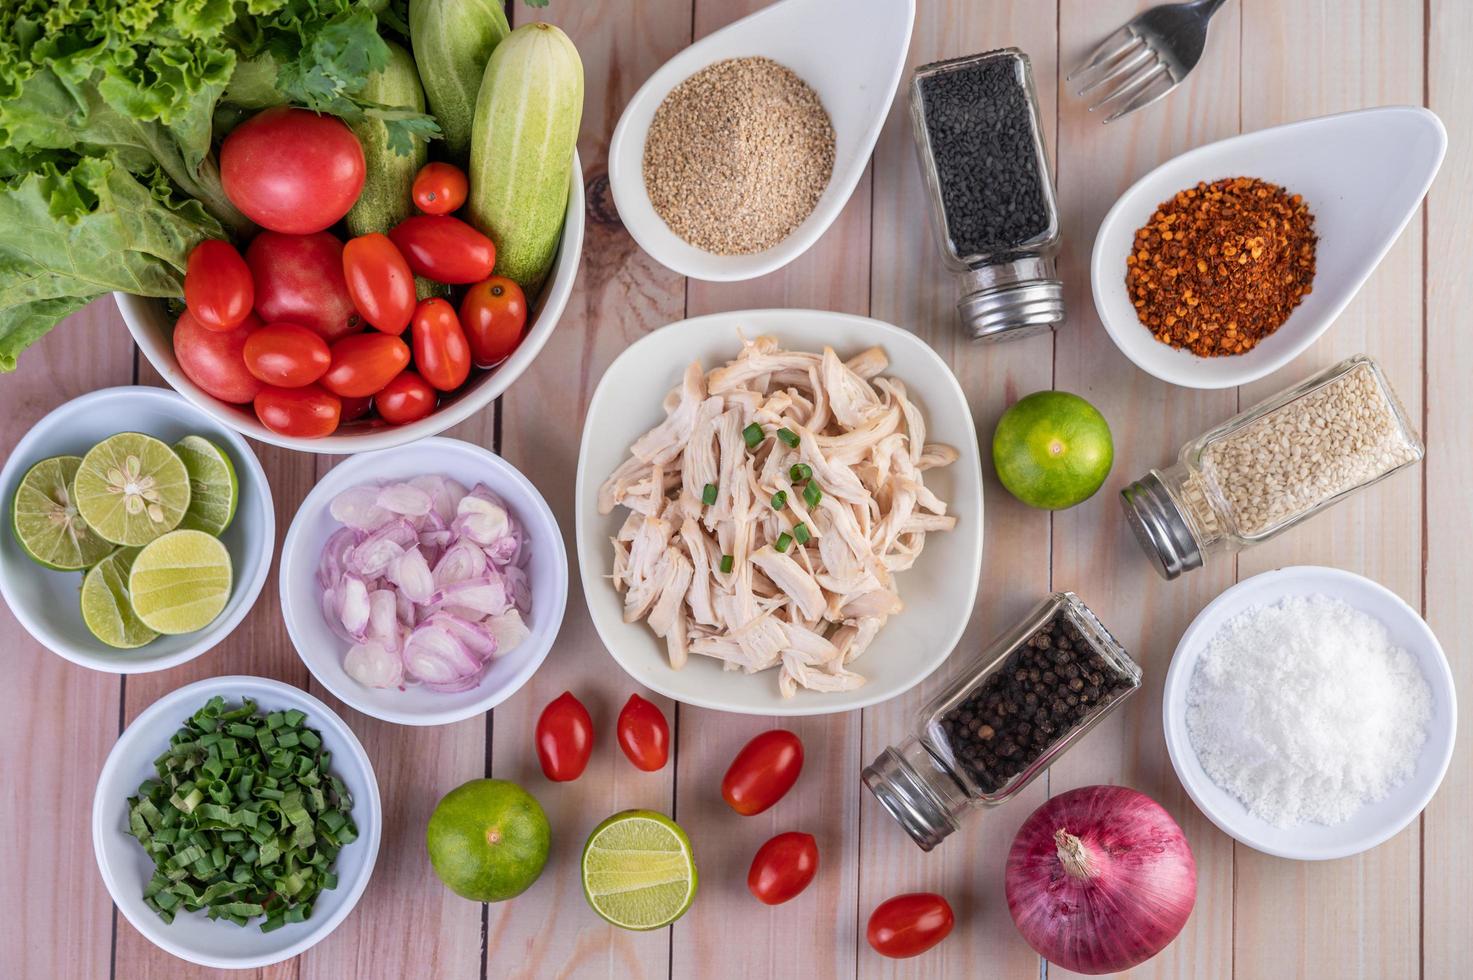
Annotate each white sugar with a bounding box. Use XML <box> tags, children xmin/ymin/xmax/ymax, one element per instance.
<box><xmin>1185</xmin><ymin>594</ymin><xmax>1431</xmax><ymax>827</ymax></box>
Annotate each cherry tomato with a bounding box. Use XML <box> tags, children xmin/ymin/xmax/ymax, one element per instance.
<box><xmin>253</xmin><ymin>384</ymin><xmax>341</xmax><ymax>439</ymax></box>
<box><xmin>321</xmin><ymin>333</ymin><xmax>410</xmax><ymax>398</ymax></box>
<box><xmin>375</xmin><ymin>370</ymin><xmax>437</xmax><ymax>425</ymax></box>
<box><xmin>722</xmin><ymin>730</ymin><xmax>804</xmax><ymax>816</ymax></box>
<box><xmin>243</xmin><ymin>322</ymin><xmax>331</xmax><ymax>387</ymax></box>
<box><xmin>410</xmin><ymin>298</ymin><xmax>472</xmax><ymax>392</ymax></box>
<box><xmin>460</xmin><ymin>276</ymin><xmax>528</xmax><ymax>367</ymax></box>
<box><xmin>616</xmin><ymin>694</ymin><xmax>669</xmax><ymax>772</ymax></box>
<box><xmin>866</xmin><ymin>893</ymin><xmax>955</xmax><ymax>959</ymax></box>
<box><xmin>342</xmin><ymin>233</ymin><xmax>415</xmax><ymax>334</ymax></box>
<box><xmin>535</xmin><ymin>691</ymin><xmax>594</xmax><ymax>782</ymax></box>
<box><xmin>339</xmin><ymin>395</ymin><xmax>374</xmax><ymax>423</ymax></box>
<box><xmin>388</xmin><ymin>215</ymin><xmax>496</xmax><ymax>284</ymax></box>
<box><xmin>246</xmin><ymin>231</ymin><xmax>360</xmax><ymax>342</ymax></box>
<box><xmin>747</xmin><ymin>832</ymin><xmax>819</xmax><ymax>905</ymax></box>
<box><xmin>173</xmin><ymin>310</ymin><xmax>263</xmax><ymax>404</ymax></box>
<box><xmin>184</xmin><ymin>239</ymin><xmax>254</xmax><ymax>331</ymax></box>
<box><xmin>220</xmin><ymin>107</ymin><xmax>365</xmax><ymax>234</ymax></box>
<box><xmin>411</xmin><ymin>162</ymin><xmax>469</xmax><ymax>215</ymax></box>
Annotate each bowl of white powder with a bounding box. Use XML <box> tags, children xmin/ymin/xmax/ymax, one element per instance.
<box><xmin>1163</xmin><ymin>565</ymin><xmax>1455</xmax><ymax>860</ymax></box>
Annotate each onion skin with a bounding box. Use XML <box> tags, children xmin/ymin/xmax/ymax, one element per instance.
<box><xmin>1005</xmin><ymin>785</ymin><xmax>1197</xmax><ymax>975</ymax></box>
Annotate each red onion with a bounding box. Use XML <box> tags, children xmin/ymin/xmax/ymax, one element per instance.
<box><xmin>1005</xmin><ymin>785</ymin><xmax>1196</xmax><ymax>975</ymax></box>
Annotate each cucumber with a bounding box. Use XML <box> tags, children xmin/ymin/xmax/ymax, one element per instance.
<box><xmin>346</xmin><ymin>42</ymin><xmax>428</xmax><ymax>237</ymax></box>
<box><xmin>468</xmin><ymin>23</ymin><xmax>584</xmax><ymax>293</ymax></box>
<box><xmin>408</xmin><ymin>0</ymin><xmax>511</xmax><ymax>166</ymax></box>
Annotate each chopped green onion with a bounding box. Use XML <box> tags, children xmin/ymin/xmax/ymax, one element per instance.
<box><xmin>719</xmin><ymin>554</ymin><xmax>734</xmax><ymax>574</ymax></box>
<box><xmin>803</xmin><ymin>481</ymin><xmax>823</xmax><ymax>509</ymax></box>
<box><xmin>794</xmin><ymin>523</ymin><xmax>811</xmax><ymax>545</ymax></box>
<box><xmin>774</xmin><ymin>532</ymin><xmax>793</xmax><ymax>553</ymax></box>
<box><xmin>743</xmin><ymin>422</ymin><xmax>764</xmax><ymax>448</ymax></box>
<box><xmin>776</xmin><ymin>427</ymin><xmax>799</xmax><ymax>447</ymax></box>
<box><xmin>701</xmin><ymin>482</ymin><xmax>718</xmax><ymax>506</ymax></box>
<box><xmin>770</xmin><ymin>491</ymin><xmax>787</xmax><ymax>511</ymax></box>
<box><xmin>789</xmin><ymin>463</ymin><xmax>812</xmax><ymax>482</ymax></box>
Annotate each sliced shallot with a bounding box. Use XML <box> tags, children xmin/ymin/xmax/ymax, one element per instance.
<box><xmin>345</xmin><ymin>639</ymin><xmax>403</xmax><ymax>688</ymax></box>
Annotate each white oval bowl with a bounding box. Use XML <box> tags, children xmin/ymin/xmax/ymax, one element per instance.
<box><xmin>93</xmin><ymin>675</ymin><xmax>382</xmax><ymax>970</ymax></box>
<box><xmin>0</xmin><ymin>386</ymin><xmax>274</xmax><ymax>674</ymax></box>
<box><xmin>280</xmin><ymin>437</ymin><xmax>568</xmax><ymax>726</ymax></box>
<box><xmin>575</xmin><ymin>309</ymin><xmax>984</xmax><ymax>716</ymax></box>
<box><xmin>118</xmin><ymin>156</ymin><xmax>585</xmax><ymax>454</ymax></box>
<box><xmin>1092</xmin><ymin>107</ymin><xmax>1445</xmax><ymax>389</ymax></box>
<box><xmin>1163</xmin><ymin>565</ymin><xmax>1456</xmax><ymax>861</ymax></box>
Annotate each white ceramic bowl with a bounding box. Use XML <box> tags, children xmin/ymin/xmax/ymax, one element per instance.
<box><xmin>1092</xmin><ymin>107</ymin><xmax>1446</xmax><ymax>389</ymax></box>
<box><xmin>575</xmin><ymin>309</ymin><xmax>984</xmax><ymax>716</ymax></box>
<box><xmin>279</xmin><ymin>437</ymin><xmax>567</xmax><ymax>726</ymax></box>
<box><xmin>93</xmin><ymin>675</ymin><xmax>381</xmax><ymax>969</ymax></box>
<box><xmin>1163</xmin><ymin>565</ymin><xmax>1456</xmax><ymax>861</ymax></box>
<box><xmin>117</xmin><ymin>156</ymin><xmax>585</xmax><ymax>453</ymax></box>
<box><xmin>0</xmin><ymin>386</ymin><xmax>274</xmax><ymax>674</ymax></box>
<box><xmin>608</xmin><ymin>0</ymin><xmax>914</xmax><ymax>281</ymax></box>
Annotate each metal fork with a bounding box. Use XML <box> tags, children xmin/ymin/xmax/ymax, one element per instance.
<box><xmin>1068</xmin><ymin>0</ymin><xmax>1232</xmax><ymax>123</ymax></box>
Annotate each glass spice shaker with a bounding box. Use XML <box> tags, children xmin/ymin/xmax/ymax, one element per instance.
<box><xmin>1122</xmin><ymin>355</ymin><xmax>1425</xmax><ymax>580</ymax></box>
<box><xmin>910</xmin><ymin>49</ymin><xmax>1065</xmax><ymax>342</ymax></box>
<box><xmin>863</xmin><ymin>593</ymin><xmax>1141</xmax><ymax>851</ymax></box>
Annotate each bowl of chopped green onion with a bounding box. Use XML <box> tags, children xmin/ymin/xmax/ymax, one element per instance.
<box><xmin>92</xmin><ymin>675</ymin><xmax>381</xmax><ymax>969</ymax></box>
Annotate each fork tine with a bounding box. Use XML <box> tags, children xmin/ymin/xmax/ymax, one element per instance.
<box><xmin>1075</xmin><ymin>43</ymin><xmax>1154</xmax><ymax>97</ymax></box>
<box><xmin>1089</xmin><ymin>61</ymin><xmax>1169</xmax><ymax>112</ymax></box>
<box><xmin>1068</xmin><ymin>36</ymin><xmax>1146</xmax><ymax>92</ymax></box>
<box><xmin>1066</xmin><ymin>26</ymin><xmax>1139</xmax><ymax>82</ymax></box>
<box><xmin>1103</xmin><ymin>75</ymin><xmax>1179</xmax><ymax>124</ymax></box>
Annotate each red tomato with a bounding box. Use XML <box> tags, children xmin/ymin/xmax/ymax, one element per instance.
<box><xmin>866</xmin><ymin>894</ymin><xmax>955</xmax><ymax>959</ymax></box>
<box><xmin>184</xmin><ymin>239</ymin><xmax>254</xmax><ymax>331</ymax></box>
<box><xmin>410</xmin><ymin>298</ymin><xmax>471</xmax><ymax>392</ymax></box>
<box><xmin>459</xmin><ymin>276</ymin><xmax>527</xmax><ymax>367</ymax></box>
<box><xmin>616</xmin><ymin>694</ymin><xmax>669</xmax><ymax>772</ymax></box>
<box><xmin>375</xmin><ymin>371</ymin><xmax>436</xmax><ymax>425</ymax></box>
<box><xmin>253</xmin><ymin>384</ymin><xmax>341</xmax><ymax>439</ymax></box>
<box><xmin>243</xmin><ymin>322</ymin><xmax>331</xmax><ymax>387</ymax></box>
<box><xmin>220</xmin><ymin>107</ymin><xmax>365</xmax><ymax>234</ymax></box>
<box><xmin>388</xmin><ymin>215</ymin><xmax>495</xmax><ymax>284</ymax></box>
<box><xmin>342</xmin><ymin>233</ymin><xmax>415</xmax><ymax>334</ymax></box>
<box><xmin>246</xmin><ymin>231</ymin><xmax>360</xmax><ymax>342</ymax></box>
<box><xmin>722</xmin><ymin>730</ymin><xmax>804</xmax><ymax>816</ymax></box>
<box><xmin>535</xmin><ymin>691</ymin><xmax>594</xmax><ymax>782</ymax></box>
<box><xmin>173</xmin><ymin>310</ymin><xmax>263</xmax><ymax>404</ymax></box>
<box><xmin>412</xmin><ymin>162</ymin><xmax>469</xmax><ymax>215</ymax></box>
<box><xmin>321</xmin><ymin>333</ymin><xmax>410</xmax><ymax>398</ymax></box>
<box><xmin>339</xmin><ymin>394</ymin><xmax>374</xmax><ymax>423</ymax></box>
<box><xmin>747</xmin><ymin>832</ymin><xmax>819</xmax><ymax>906</ymax></box>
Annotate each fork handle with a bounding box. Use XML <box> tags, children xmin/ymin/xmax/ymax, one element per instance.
<box><xmin>1196</xmin><ymin>0</ymin><xmax>1232</xmax><ymax>15</ymax></box>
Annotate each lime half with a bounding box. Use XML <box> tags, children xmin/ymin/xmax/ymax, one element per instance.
<box><xmin>128</xmin><ymin>530</ymin><xmax>232</xmax><ymax>634</ymax></box>
<box><xmin>74</xmin><ymin>433</ymin><xmax>190</xmax><ymax>546</ymax></box>
<box><xmin>172</xmin><ymin>436</ymin><xmax>238</xmax><ymax>536</ymax></box>
<box><xmin>11</xmin><ymin>455</ymin><xmax>114</xmax><ymax>570</ymax></box>
<box><xmin>81</xmin><ymin>547</ymin><xmax>159</xmax><ymax>648</ymax></box>
<box><xmin>581</xmin><ymin>810</ymin><xmax>697</xmax><ymax>930</ymax></box>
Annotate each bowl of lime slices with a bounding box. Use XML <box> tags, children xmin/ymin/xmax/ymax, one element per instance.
<box><xmin>0</xmin><ymin>386</ymin><xmax>273</xmax><ymax>673</ymax></box>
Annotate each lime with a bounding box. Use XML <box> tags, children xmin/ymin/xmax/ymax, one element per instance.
<box><xmin>11</xmin><ymin>455</ymin><xmax>114</xmax><ymax>570</ymax></box>
<box><xmin>581</xmin><ymin>810</ymin><xmax>697</xmax><ymax>930</ymax></box>
<box><xmin>427</xmin><ymin>779</ymin><xmax>550</xmax><ymax>903</ymax></box>
<box><xmin>81</xmin><ymin>547</ymin><xmax>159</xmax><ymax>648</ymax></box>
<box><xmin>74</xmin><ymin>433</ymin><xmax>190</xmax><ymax>546</ymax></box>
<box><xmin>993</xmin><ymin>391</ymin><xmax>1114</xmax><ymax>510</ymax></box>
<box><xmin>127</xmin><ymin>529</ymin><xmax>232</xmax><ymax>634</ymax></box>
<box><xmin>172</xmin><ymin>436</ymin><xmax>238</xmax><ymax>536</ymax></box>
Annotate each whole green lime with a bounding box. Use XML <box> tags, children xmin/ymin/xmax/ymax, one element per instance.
<box><xmin>427</xmin><ymin>778</ymin><xmax>550</xmax><ymax>902</ymax></box>
<box><xmin>992</xmin><ymin>391</ymin><xmax>1114</xmax><ymax>510</ymax></box>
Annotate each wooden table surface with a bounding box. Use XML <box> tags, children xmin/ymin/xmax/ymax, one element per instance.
<box><xmin>5</xmin><ymin>0</ymin><xmax>1470</xmax><ymax>977</ymax></box>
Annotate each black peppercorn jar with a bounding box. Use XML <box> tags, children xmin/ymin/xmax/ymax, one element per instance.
<box><xmin>911</xmin><ymin>49</ymin><xmax>1065</xmax><ymax>342</ymax></box>
<box><xmin>862</xmin><ymin>593</ymin><xmax>1140</xmax><ymax>851</ymax></box>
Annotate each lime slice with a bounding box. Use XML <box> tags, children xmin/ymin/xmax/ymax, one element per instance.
<box><xmin>581</xmin><ymin>810</ymin><xmax>697</xmax><ymax>930</ymax></box>
<box><xmin>81</xmin><ymin>547</ymin><xmax>160</xmax><ymax>648</ymax></box>
<box><xmin>172</xmin><ymin>436</ymin><xmax>238</xmax><ymax>536</ymax></box>
<box><xmin>11</xmin><ymin>455</ymin><xmax>115</xmax><ymax>570</ymax></box>
<box><xmin>74</xmin><ymin>433</ymin><xmax>190</xmax><ymax>546</ymax></box>
<box><xmin>128</xmin><ymin>530</ymin><xmax>232</xmax><ymax>634</ymax></box>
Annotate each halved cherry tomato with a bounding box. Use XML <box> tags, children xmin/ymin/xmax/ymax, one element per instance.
<box><xmin>410</xmin><ymin>298</ymin><xmax>472</xmax><ymax>392</ymax></box>
<box><xmin>253</xmin><ymin>383</ymin><xmax>341</xmax><ymax>438</ymax></box>
<box><xmin>460</xmin><ymin>276</ymin><xmax>527</xmax><ymax>367</ymax></box>
<box><xmin>184</xmin><ymin>239</ymin><xmax>254</xmax><ymax>331</ymax></box>
<box><xmin>412</xmin><ymin>162</ymin><xmax>469</xmax><ymax>215</ymax></box>
<box><xmin>747</xmin><ymin>832</ymin><xmax>818</xmax><ymax>906</ymax></box>
<box><xmin>339</xmin><ymin>395</ymin><xmax>374</xmax><ymax>423</ymax></box>
<box><xmin>321</xmin><ymin>333</ymin><xmax>411</xmax><ymax>398</ymax></box>
<box><xmin>375</xmin><ymin>371</ymin><xmax>436</xmax><ymax>425</ymax></box>
<box><xmin>342</xmin><ymin>233</ymin><xmax>416</xmax><ymax>334</ymax></box>
<box><xmin>243</xmin><ymin>322</ymin><xmax>330</xmax><ymax>387</ymax></box>
<box><xmin>388</xmin><ymin>215</ymin><xmax>496</xmax><ymax>284</ymax></box>
<box><xmin>535</xmin><ymin>691</ymin><xmax>593</xmax><ymax>782</ymax></box>
<box><xmin>173</xmin><ymin>310</ymin><xmax>263</xmax><ymax>404</ymax></box>
<box><xmin>246</xmin><ymin>231</ymin><xmax>360</xmax><ymax>342</ymax></box>
<box><xmin>866</xmin><ymin>893</ymin><xmax>954</xmax><ymax>959</ymax></box>
<box><xmin>722</xmin><ymin>730</ymin><xmax>804</xmax><ymax>815</ymax></box>
<box><xmin>616</xmin><ymin>694</ymin><xmax>669</xmax><ymax>772</ymax></box>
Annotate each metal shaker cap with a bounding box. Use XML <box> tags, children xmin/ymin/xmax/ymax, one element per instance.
<box><xmin>1120</xmin><ymin>471</ymin><xmax>1203</xmax><ymax>580</ymax></box>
